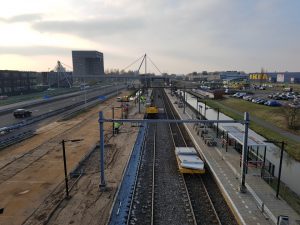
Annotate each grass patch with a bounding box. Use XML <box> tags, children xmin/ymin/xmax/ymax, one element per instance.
<box><xmin>220</xmin><ymin>98</ymin><xmax>300</xmax><ymax>135</ymax></box>
<box><xmin>203</xmin><ymin>99</ymin><xmax>300</xmax><ymax>161</ymax></box>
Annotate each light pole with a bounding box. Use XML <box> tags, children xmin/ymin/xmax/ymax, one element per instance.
<box><xmin>204</xmin><ymin>101</ymin><xmax>207</xmax><ymax>118</ymax></box>
<box><xmin>264</xmin><ymin>140</ymin><xmax>285</xmax><ymax>198</ymax></box>
<box><xmin>138</xmin><ymin>85</ymin><xmax>141</xmax><ymax>113</ymax></box>
<box><xmin>240</xmin><ymin>112</ymin><xmax>249</xmax><ymax>193</ymax></box>
<box><xmin>61</xmin><ymin>139</ymin><xmax>83</xmax><ymax>199</ymax></box>
<box><xmin>183</xmin><ymin>86</ymin><xmax>186</xmax><ymax>114</ymax></box>
<box><xmin>216</xmin><ymin>108</ymin><xmax>220</xmax><ymax>137</ymax></box>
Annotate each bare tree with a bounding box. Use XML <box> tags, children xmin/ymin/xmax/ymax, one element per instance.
<box><xmin>283</xmin><ymin>104</ymin><xmax>300</xmax><ymax>129</ymax></box>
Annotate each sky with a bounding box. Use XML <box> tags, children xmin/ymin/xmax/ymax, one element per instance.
<box><xmin>0</xmin><ymin>0</ymin><xmax>300</xmax><ymax>74</ymax></box>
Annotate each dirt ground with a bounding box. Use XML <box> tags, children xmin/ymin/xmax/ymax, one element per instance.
<box><xmin>0</xmin><ymin>92</ymin><xmax>143</xmax><ymax>225</ymax></box>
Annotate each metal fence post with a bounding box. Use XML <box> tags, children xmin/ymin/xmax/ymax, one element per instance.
<box><xmin>216</xmin><ymin>108</ymin><xmax>220</xmax><ymax>137</ymax></box>
<box><xmin>112</xmin><ymin>107</ymin><xmax>115</xmax><ymax>136</ymax></box>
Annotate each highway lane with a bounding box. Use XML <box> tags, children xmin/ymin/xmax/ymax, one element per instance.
<box><xmin>0</xmin><ymin>85</ymin><xmax>124</xmax><ymax>128</ymax></box>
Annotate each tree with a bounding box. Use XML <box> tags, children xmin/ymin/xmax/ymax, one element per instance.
<box><xmin>283</xmin><ymin>104</ymin><xmax>300</xmax><ymax>130</ymax></box>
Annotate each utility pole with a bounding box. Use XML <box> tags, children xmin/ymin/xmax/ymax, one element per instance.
<box><xmin>99</xmin><ymin>112</ymin><xmax>106</xmax><ymax>190</ymax></box>
<box><xmin>197</xmin><ymin>98</ymin><xmax>200</xmax><ymax>118</ymax></box>
<box><xmin>204</xmin><ymin>101</ymin><xmax>207</xmax><ymax>118</ymax></box>
<box><xmin>138</xmin><ymin>84</ymin><xmax>141</xmax><ymax>113</ymax></box>
<box><xmin>183</xmin><ymin>86</ymin><xmax>186</xmax><ymax>114</ymax></box>
<box><xmin>112</xmin><ymin>107</ymin><xmax>115</xmax><ymax>136</ymax></box>
<box><xmin>240</xmin><ymin>112</ymin><xmax>249</xmax><ymax>193</ymax></box>
<box><xmin>216</xmin><ymin>108</ymin><xmax>220</xmax><ymax>137</ymax></box>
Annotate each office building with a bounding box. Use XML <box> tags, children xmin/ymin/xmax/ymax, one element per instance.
<box><xmin>0</xmin><ymin>70</ymin><xmax>37</xmax><ymax>95</ymax></box>
<box><xmin>72</xmin><ymin>51</ymin><xmax>104</xmax><ymax>78</ymax></box>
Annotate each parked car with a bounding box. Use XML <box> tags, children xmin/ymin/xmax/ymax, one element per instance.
<box><xmin>233</xmin><ymin>92</ymin><xmax>247</xmax><ymax>98</ymax></box>
<box><xmin>264</xmin><ymin>100</ymin><xmax>281</xmax><ymax>107</ymax></box>
<box><xmin>252</xmin><ymin>98</ymin><xmax>260</xmax><ymax>103</ymax></box>
<box><xmin>13</xmin><ymin>109</ymin><xmax>32</xmax><ymax>118</ymax></box>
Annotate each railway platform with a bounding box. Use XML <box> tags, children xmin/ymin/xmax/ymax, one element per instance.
<box><xmin>167</xmin><ymin>91</ymin><xmax>300</xmax><ymax>225</ymax></box>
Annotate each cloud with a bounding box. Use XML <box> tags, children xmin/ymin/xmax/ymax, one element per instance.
<box><xmin>0</xmin><ymin>13</ymin><xmax>42</xmax><ymax>23</ymax></box>
<box><xmin>0</xmin><ymin>46</ymin><xmax>71</xmax><ymax>56</ymax></box>
<box><xmin>32</xmin><ymin>17</ymin><xmax>145</xmax><ymax>38</ymax></box>
<box><xmin>1</xmin><ymin>0</ymin><xmax>300</xmax><ymax>73</ymax></box>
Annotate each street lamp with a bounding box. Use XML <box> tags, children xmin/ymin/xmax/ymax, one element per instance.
<box><xmin>264</xmin><ymin>140</ymin><xmax>285</xmax><ymax>199</ymax></box>
<box><xmin>203</xmin><ymin>101</ymin><xmax>207</xmax><ymax>118</ymax></box>
<box><xmin>183</xmin><ymin>86</ymin><xmax>186</xmax><ymax>114</ymax></box>
<box><xmin>61</xmin><ymin>139</ymin><xmax>83</xmax><ymax>199</ymax></box>
<box><xmin>216</xmin><ymin>108</ymin><xmax>220</xmax><ymax>137</ymax></box>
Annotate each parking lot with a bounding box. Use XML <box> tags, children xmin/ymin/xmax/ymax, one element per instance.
<box><xmin>231</xmin><ymin>88</ymin><xmax>300</xmax><ymax>107</ymax></box>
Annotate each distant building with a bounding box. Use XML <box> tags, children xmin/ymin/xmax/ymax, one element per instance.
<box><xmin>219</xmin><ymin>71</ymin><xmax>248</xmax><ymax>82</ymax></box>
<box><xmin>250</xmin><ymin>72</ymin><xmax>300</xmax><ymax>84</ymax></box>
<box><xmin>72</xmin><ymin>51</ymin><xmax>104</xmax><ymax>81</ymax></box>
<box><xmin>186</xmin><ymin>71</ymin><xmax>247</xmax><ymax>82</ymax></box>
<box><xmin>0</xmin><ymin>70</ymin><xmax>37</xmax><ymax>95</ymax></box>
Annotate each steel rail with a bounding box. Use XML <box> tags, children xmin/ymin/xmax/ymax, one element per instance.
<box><xmin>162</xmin><ymin>89</ymin><xmax>197</xmax><ymax>225</ymax></box>
<box><xmin>0</xmin><ymin>88</ymin><xmax>122</xmax><ymax>149</ymax></box>
<box><xmin>126</xmin><ymin>124</ymin><xmax>149</xmax><ymax>225</ymax></box>
<box><xmin>163</xmin><ymin>89</ymin><xmax>222</xmax><ymax>225</ymax></box>
<box><xmin>151</xmin><ymin>124</ymin><xmax>157</xmax><ymax>225</ymax></box>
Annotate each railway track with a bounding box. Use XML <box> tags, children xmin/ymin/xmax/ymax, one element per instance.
<box><xmin>125</xmin><ymin>87</ymin><xmax>237</xmax><ymax>224</ymax></box>
<box><xmin>0</xmin><ymin>103</ymin><xmax>112</xmax><ymax>186</ymax></box>
<box><xmin>127</xmin><ymin>89</ymin><xmax>196</xmax><ymax>225</ymax></box>
<box><xmin>163</xmin><ymin>89</ymin><xmax>238</xmax><ymax>225</ymax></box>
